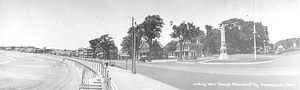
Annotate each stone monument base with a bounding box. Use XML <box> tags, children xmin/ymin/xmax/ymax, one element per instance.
<box><xmin>218</xmin><ymin>53</ymin><xmax>229</xmax><ymax>60</ymax></box>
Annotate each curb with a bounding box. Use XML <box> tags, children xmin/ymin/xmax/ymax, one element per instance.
<box><xmin>197</xmin><ymin>59</ymin><xmax>279</xmax><ymax>65</ymax></box>
<box><xmin>110</xmin><ymin>79</ymin><xmax>119</xmax><ymax>90</ymax></box>
<box><xmin>175</xmin><ymin>59</ymin><xmax>215</xmax><ymax>64</ymax></box>
<box><xmin>175</xmin><ymin>62</ymin><xmax>196</xmax><ymax>64</ymax></box>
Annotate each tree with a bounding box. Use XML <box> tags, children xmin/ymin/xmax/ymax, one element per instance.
<box><xmin>110</xmin><ymin>46</ymin><xmax>119</xmax><ymax>60</ymax></box>
<box><xmin>120</xmin><ymin>35</ymin><xmax>132</xmax><ymax>57</ymax></box>
<box><xmin>170</xmin><ymin>21</ymin><xmax>203</xmax><ymax>60</ymax></box>
<box><xmin>275</xmin><ymin>37</ymin><xmax>300</xmax><ymax>49</ymax></box>
<box><xmin>89</xmin><ymin>34</ymin><xmax>118</xmax><ymax>60</ymax></box>
<box><xmin>139</xmin><ymin>15</ymin><xmax>164</xmax><ymax>59</ymax></box>
<box><xmin>89</xmin><ymin>38</ymin><xmax>99</xmax><ymax>58</ymax></box>
<box><xmin>120</xmin><ymin>26</ymin><xmax>144</xmax><ymax>58</ymax></box>
<box><xmin>203</xmin><ymin>25</ymin><xmax>221</xmax><ymax>56</ymax></box>
<box><xmin>163</xmin><ymin>40</ymin><xmax>178</xmax><ymax>54</ymax></box>
<box><xmin>203</xmin><ymin>25</ymin><xmax>214</xmax><ymax>56</ymax></box>
<box><xmin>219</xmin><ymin>18</ymin><xmax>269</xmax><ymax>54</ymax></box>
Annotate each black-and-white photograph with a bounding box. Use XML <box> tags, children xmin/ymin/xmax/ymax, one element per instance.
<box><xmin>0</xmin><ymin>0</ymin><xmax>299</xmax><ymax>90</ymax></box>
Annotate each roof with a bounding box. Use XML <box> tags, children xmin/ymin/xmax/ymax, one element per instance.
<box><xmin>154</xmin><ymin>40</ymin><xmax>164</xmax><ymax>48</ymax></box>
<box><xmin>277</xmin><ymin>45</ymin><xmax>284</xmax><ymax>49</ymax></box>
<box><xmin>118</xmin><ymin>49</ymin><xmax>129</xmax><ymax>56</ymax></box>
<box><xmin>139</xmin><ymin>41</ymin><xmax>149</xmax><ymax>48</ymax></box>
<box><xmin>139</xmin><ymin>40</ymin><xmax>164</xmax><ymax>49</ymax></box>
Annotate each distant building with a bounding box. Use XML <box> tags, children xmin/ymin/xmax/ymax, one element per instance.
<box><xmin>170</xmin><ymin>37</ymin><xmax>203</xmax><ymax>60</ymax></box>
<box><xmin>267</xmin><ymin>43</ymin><xmax>274</xmax><ymax>50</ymax></box>
<box><xmin>277</xmin><ymin>45</ymin><xmax>285</xmax><ymax>51</ymax></box>
<box><xmin>138</xmin><ymin>40</ymin><xmax>164</xmax><ymax>60</ymax></box>
<box><xmin>78</xmin><ymin>47</ymin><xmax>93</xmax><ymax>58</ymax></box>
<box><xmin>0</xmin><ymin>46</ymin><xmax>4</xmax><ymax>50</ymax></box>
<box><xmin>44</xmin><ymin>49</ymin><xmax>53</xmax><ymax>54</ymax></box>
<box><xmin>118</xmin><ymin>49</ymin><xmax>129</xmax><ymax>60</ymax></box>
<box><xmin>292</xmin><ymin>43</ymin><xmax>297</xmax><ymax>48</ymax></box>
<box><xmin>69</xmin><ymin>50</ymin><xmax>77</xmax><ymax>57</ymax></box>
<box><xmin>6</xmin><ymin>46</ymin><xmax>13</xmax><ymax>50</ymax></box>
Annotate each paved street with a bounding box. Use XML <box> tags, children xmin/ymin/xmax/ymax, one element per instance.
<box><xmin>114</xmin><ymin>51</ymin><xmax>300</xmax><ymax>90</ymax></box>
<box><xmin>0</xmin><ymin>50</ymin><xmax>81</xmax><ymax>90</ymax></box>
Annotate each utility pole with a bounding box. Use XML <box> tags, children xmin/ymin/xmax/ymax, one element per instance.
<box><xmin>253</xmin><ymin>0</ymin><xmax>257</xmax><ymax>60</ymax></box>
<box><xmin>264</xmin><ymin>40</ymin><xmax>266</xmax><ymax>55</ymax></box>
<box><xmin>131</xmin><ymin>17</ymin><xmax>136</xmax><ymax>74</ymax></box>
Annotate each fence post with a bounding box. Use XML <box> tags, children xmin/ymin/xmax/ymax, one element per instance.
<box><xmin>101</xmin><ymin>66</ymin><xmax>107</xmax><ymax>90</ymax></box>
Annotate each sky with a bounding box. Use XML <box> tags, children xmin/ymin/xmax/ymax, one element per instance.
<box><xmin>0</xmin><ymin>0</ymin><xmax>299</xmax><ymax>50</ymax></box>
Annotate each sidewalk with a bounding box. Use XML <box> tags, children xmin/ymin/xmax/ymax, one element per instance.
<box><xmin>108</xmin><ymin>67</ymin><xmax>180</xmax><ymax>90</ymax></box>
<box><xmin>64</xmin><ymin>57</ymin><xmax>180</xmax><ymax>90</ymax></box>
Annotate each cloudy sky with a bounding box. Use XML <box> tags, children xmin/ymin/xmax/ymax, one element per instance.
<box><xmin>0</xmin><ymin>0</ymin><xmax>299</xmax><ymax>49</ymax></box>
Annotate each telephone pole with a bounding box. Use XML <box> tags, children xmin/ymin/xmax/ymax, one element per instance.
<box><xmin>132</xmin><ymin>17</ymin><xmax>136</xmax><ymax>74</ymax></box>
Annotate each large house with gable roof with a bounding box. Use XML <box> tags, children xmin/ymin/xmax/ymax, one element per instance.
<box><xmin>169</xmin><ymin>36</ymin><xmax>204</xmax><ymax>60</ymax></box>
<box><xmin>138</xmin><ymin>40</ymin><xmax>164</xmax><ymax>60</ymax></box>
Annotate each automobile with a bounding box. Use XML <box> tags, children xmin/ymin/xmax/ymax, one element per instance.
<box><xmin>266</xmin><ymin>50</ymin><xmax>282</xmax><ymax>55</ymax></box>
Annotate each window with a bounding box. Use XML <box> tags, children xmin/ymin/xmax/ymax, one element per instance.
<box><xmin>198</xmin><ymin>40</ymin><xmax>201</xmax><ymax>44</ymax></box>
<box><xmin>158</xmin><ymin>51</ymin><xmax>162</xmax><ymax>55</ymax></box>
<box><xmin>184</xmin><ymin>46</ymin><xmax>188</xmax><ymax>50</ymax></box>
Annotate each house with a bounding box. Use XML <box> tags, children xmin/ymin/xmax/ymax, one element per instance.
<box><xmin>118</xmin><ymin>49</ymin><xmax>129</xmax><ymax>60</ymax></box>
<box><xmin>69</xmin><ymin>50</ymin><xmax>77</xmax><ymax>57</ymax></box>
<box><xmin>14</xmin><ymin>47</ymin><xmax>21</xmax><ymax>51</ymax></box>
<box><xmin>5</xmin><ymin>46</ymin><xmax>13</xmax><ymax>50</ymax></box>
<box><xmin>44</xmin><ymin>49</ymin><xmax>53</xmax><ymax>54</ymax></box>
<box><xmin>0</xmin><ymin>46</ymin><xmax>5</xmax><ymax>50</ymax></box>
<box><xmin>138</xmin><ymin>40</ymin><xmax>163</xmax><ymax>60</ymax></box>
<box><xmin>277</xmin><ymin>45</ymin><xmax>284</xmax><ymax>51</ymax></box>
<box><xmin>78</xmin><ymin>47</ymin><xmax>93</xmax><ymax>58</ymax></box>
<box><xmin>170</xmin><ymin>37</ymin><xmax>203</xmax><ymax>60</ymax></box>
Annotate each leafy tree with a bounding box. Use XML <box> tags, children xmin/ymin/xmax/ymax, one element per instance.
<box><xmin>202</xmin><ymin>25</ymin><xmax>221</xmax><ymax>56</ymax></box>
<box><xmin>170</xmin><ymin>21</ymin><xmax>203</xmax><ymax>60</ymax></box>
<box><xmin>120</xmin><ymin>35</ymin><xmax>132</xmax><ymax>57</ymax></box>
<box><xmin>120</xmin><ymin>25</ymin><xmax>144</xmax><ymax>58</ymax></box>
<box><xmin>89</xmin><ymin>34</ymin><xmax>118</xmax><ymax>60</ymax></box>
<box><xmin>163</xmin><ymin>40</ymin><xmax>178</xmax><ymax>54</ymax></box>
<box><xmin>89</xmin><ymin>38</ymin><xmax>99</xmax><ymax>58</ymax></box>
<box><xmin>219</xmin><ymin>18</ymin><xmax>269</xmax><ymax>54</ymax></box>
<box><xmin>128</xmin><ymin>25</ymin><xmax>144</xmax><ymax>53</ymax></box>
<box><xmin>110</xmin><ymin>46</ymin><xmax>119</xmax><ymax>60</ymax></box>
<box><xmin>139</xmin><ymin>15</ymin><xmax>164</xmax><ymax>59</ymax></box>
<box><xmin>275</xmin><ymin>37</ymin><xmax>300</xmax><ymax>49</ymax></box>
<box><xmin>203</xmin><ymin>25</ymin><xmax>215</xmax><ymax>56</ymax></box>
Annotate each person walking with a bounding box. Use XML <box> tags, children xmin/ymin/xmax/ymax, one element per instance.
<box><xmin>103</xmin><ymin>59</ymin><xmax>108</xmax><ymax>69</ymax></box>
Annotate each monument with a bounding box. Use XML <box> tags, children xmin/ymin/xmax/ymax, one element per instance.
<box><xmin>218</xmin><ymin>25</ymin><xmax>229</xmax><ymax>60</ymax></box>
